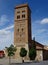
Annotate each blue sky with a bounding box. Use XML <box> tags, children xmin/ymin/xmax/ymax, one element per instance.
<box><xmin>0</xmin><ymin>0</ymin><xmax>48</xmax><ymax>50</ymax></box>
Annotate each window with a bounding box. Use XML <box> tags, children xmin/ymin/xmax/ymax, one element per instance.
<box><xmin>22</xmin><ymin>28</ymin><xmax>24</xmax><ymax>31</ymax></box>
<box><xmin>17</xmin><ymin>15</ymin><xmax>20</xmax><ymax>19</ymax></box>
<box><xmin>22</xmin><ymin>10</ymin><xmax>25</xmax><ymax>13</ymax></box>
<box><xmin>22</xmin><ymin>14</ymin><xmax>25</xmax><ymax>18</ymax></box>
<box><xmin>17</xmin><ymin>28</ymin><xmax>19</xmax><ymax>32</ymax></box>
<box><xmin>17</xmin><ymin>11</ymin><xmax>20</xmax><ymax>13</ymax></box>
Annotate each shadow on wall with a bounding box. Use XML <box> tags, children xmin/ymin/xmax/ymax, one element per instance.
<box><xmin>43</xmin><ymin>50</ymin><xmax>48</xmax><ymax>60</ymax></box>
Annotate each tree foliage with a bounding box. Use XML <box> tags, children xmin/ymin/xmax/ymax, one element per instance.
<box><xmin>29</xmin><ymin>48</ymin><xmax>36</xmax><ymax>60</ymax></box>
<box><xmin>20</xmin><ymin>48</ymin><xmax>27</xmax><ymax>57</ymax></box>
<box><xmin>20</xmin><ymin>47</ymin><xmax>27</xmax><ymax>62</ymax></box>
<box><xmin>6</xmin><ymin>44</ymin><xmax>16</xmax><ymax>56</ymax></box>
<box><xmin>29</xmin><ymin>37</ymin><xmax>36</xmax><ymax>60</ymax></box>
<box><xmin>5</xmin><ymin>44</ymin><xmax>16</xmax><ymax>65</ymax></box>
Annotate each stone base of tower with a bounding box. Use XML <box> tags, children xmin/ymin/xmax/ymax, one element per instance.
<box><xmin>13</xmin><ymin>43</ymin><xmax>30</xmax><ymax>62</ymax></box>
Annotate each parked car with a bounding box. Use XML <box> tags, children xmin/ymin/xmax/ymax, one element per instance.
<box><xmin>0</xmin><ymin>50</ymin><xmax>5</xmax><ymax>58</ymax></box>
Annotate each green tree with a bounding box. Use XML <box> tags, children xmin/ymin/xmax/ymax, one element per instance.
<box><xmin>5</xmin><ymin>44</ymin><xmax>16</xmax><ymax>65</ymax></box>
<box><xmin>20</xmin><ymin>48</ymin><xmax>27</xmax><ymax>62</ymax></box>
<box><xmin>29</xmin><ymin>37</ymin><xmax>36</xmax><ymax>60</ymax></box>
<box><xmin>29</xmin><ymin>48</ymin><xmax>36</xmax><ymax>60</ymax></box>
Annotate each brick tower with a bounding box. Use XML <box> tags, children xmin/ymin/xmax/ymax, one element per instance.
<box><xmin>14</xmin><ymin>4</ymin><xmax>31</xmax><ymax>60</ymax></box>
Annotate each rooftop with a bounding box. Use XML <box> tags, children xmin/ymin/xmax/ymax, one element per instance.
<box><xmin>15</xmin><ymin>4</ymin><xmax>28</xmax><ymax>9</ymax></box>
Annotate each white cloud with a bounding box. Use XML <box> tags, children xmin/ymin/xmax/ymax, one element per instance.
<box><xmin>0</xmin><ymin>14</ymin><xmax>14</xmax><ymax>49</ymax></box>
<box><xmin>0</xmin><ymin>31</ymin><xmax>14</xmax><ymax>50</ymax></box>
<box><xmin>4</xmin><ymin>25</ymin><xmax>14</xmax><ymax>30</ymax></box>
<box><xmin>0</xmin><ymin>25</ymin><xmax>14</xmax><ymax>35</ymax></box>
<box><xmin>40</xmin><ymin>18</ymin><xmax>48</xmax><ymax>24</ymax></box>
<box><xmin>0</xmin><ymin>15</ymin><xmax>9</xmax><ymax>26</ymax></box>
<box><xmin>0</xmin><ymin>25</ymin><xmax>14</xmax><ymax>50</ymax></box>
<box><xmin>37</xmin><ymin>29</ymin><xmax>46</xmax><ymax>34</ymax></box>
<box><xmin>32</xmin><ymin>29</ymin><xmax>46</xmax><ymax>38</ymax></box>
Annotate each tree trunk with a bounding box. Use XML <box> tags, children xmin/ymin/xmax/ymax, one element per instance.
<box><xmin>9</xmin><ymin>56</ymin><xmax>11</xmax><ymax>65</ymax></box>
<box><xmin>22</xmin><ymin>57</ymin><xmax>24</xmax><ymax>63</ymax></box>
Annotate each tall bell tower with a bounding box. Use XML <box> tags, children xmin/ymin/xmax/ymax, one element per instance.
<box><xmin>14</xmin><ymin>4</ymin><xmax>31</xmax><ymax>60</ymax></box>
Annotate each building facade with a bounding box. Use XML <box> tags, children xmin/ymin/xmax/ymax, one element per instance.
<box><xmin>13</xmin><ymin>4</ymin><xmax>48</xmax><ymax>61</ymax></box>
<box><xmin>14</xmin><ymin>4</ymin><xmax>31</xmax><ymax>60</ymax></box>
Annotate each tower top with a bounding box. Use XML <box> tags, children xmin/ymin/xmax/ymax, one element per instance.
<box><xmin>15</xmin><ymin>4</ymin><xmax>28</xmax><ymax>9</ymax></box>
<box><xmin>15</xmin><ymin>4</ymin><xmax>31</xmax><ymax>11</ymax></box>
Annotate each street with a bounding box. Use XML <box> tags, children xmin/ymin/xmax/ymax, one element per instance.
<box><xmin>11</xmin><ymin>61</ymin><xmax>48</xmax><ymax>65</ymax></box>
<box><xmin>0</xmin><ymin>58</ymin><xmax>48</xmax><ymax>65</ymax></box>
